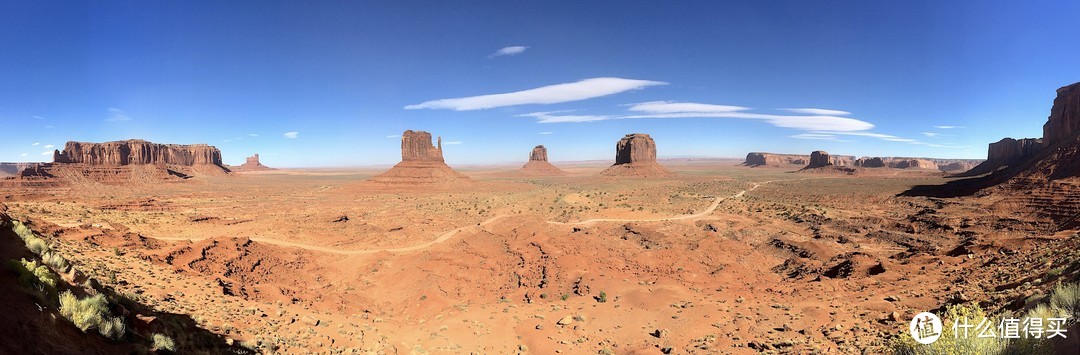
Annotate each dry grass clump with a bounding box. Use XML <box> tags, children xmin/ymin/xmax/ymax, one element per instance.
<box><xmin>58</xmin><ymin>290</ymin><xmax>126</xmax><ymax>340</ymax></box>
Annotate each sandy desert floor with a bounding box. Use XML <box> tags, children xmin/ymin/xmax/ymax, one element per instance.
<box><xmin>3</xmin><ymin>162</ymin><xmax>1078</xmax><ymax>353</ymax></box>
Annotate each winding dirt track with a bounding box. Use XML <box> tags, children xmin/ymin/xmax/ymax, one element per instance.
<box><xmin>151</xmin><ymin>179</ymin><xmax>796</xmax><ymax>255</ymax></box>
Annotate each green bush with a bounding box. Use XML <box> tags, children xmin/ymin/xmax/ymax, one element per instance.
<box><xmin>890</xmin><ymin>303</ymin><xmax>1007</xmax><ymax>355</ymax></box>
<box><xmin>12</xmin><ymin>220</ymin><xmax>53</xmax><ymax>256</ymax></box>
<box><xmin>9</xmin><ymin>258</ymin><xmax>59</xmax><ymax>289</ymax></box>
<box><xmin>58</xmin><ymin>291</ymin><xmax>126</xmax><ymax>340</ymax></box>
<box><xmin>1049</xmin><ymin>283</ymin><xmax>1080</xmax><ymax>321</ymax></box>
<box><xmin>41</xmin><ymin>251</ymin><xmax>70</xmax><ymax>274</ymax></box>
<box><xmin>152</xmin><ymin>333</ymin><xmax>177</xmax><ymax>351</ymax></box>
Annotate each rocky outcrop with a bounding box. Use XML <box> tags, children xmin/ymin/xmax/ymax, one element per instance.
<box><xmin>600</xmin><ymin>134</ymin><xmax>674</xmax><ymax>177</ymax></box>
<box><xmin>807</xmin><ymin>151</ymin><xmax>832</xmax><ymax>168</ymax></box>
<box><xmin>614</xmin><ymin>133</ymin><xmax>657</xmax><ymax>165</ymax></box>
<box><xmin>856</xmin><ymin>157</ymin><xmax>886</xmax><ymax>168</ymax></box>
<box><xmin>889</xmin><ymin>159</ymin><xmax>938</xmax><ymax>170</ymax></box>
<box><xmin>938</xmin><ymin>161</ymin><xmax>978</xmax><ymax>172</ymax></box>
<box><xmin>1042</xmin><ymin>82</ymin><xmax>1080</xmax><ymax>147</ymax></box>
<box><xmin>54</xmin><ymin>139</ymin><xmax>223</xmax><ymax>167</ymax></box>
<box><xmin>232</xmin><ymin>154</ymin><xmax>273</xmax><ymax>172</ymax></box>
<box><xmin>370</xmin><ymin>130</ymin><xmax>469</xmax><ymax>185</ymax></box>
<box><xmin>988</xmin><ymin>138</ymin><xmax>1043</xmax><ymax>161</ymax></box>
<box><xmin>401</xmin><ymin>130</ymin><xmax>444</xmax><ymax>162</ymax></box>
<box><xmin>747</xmin><ymin>152</ymin><xmax>854</xmax><ymax>167</ymax></box>
<box><xmin>520</xmin><ymin>145</ymin><xmax>566</xmax><ymax>176</ymax></box>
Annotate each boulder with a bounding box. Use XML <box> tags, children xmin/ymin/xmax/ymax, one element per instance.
<box><xmin>807</xmin><ymin>151</ymin><xmax>832</xmax><ymax>168</ymax></box>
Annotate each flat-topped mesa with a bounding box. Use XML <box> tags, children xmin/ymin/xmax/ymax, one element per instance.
<box><xmin>1042</xmin><ymin>82</ymin><xmax>1080</xmax><ymax>147</ymax></box>
<box><xmin>529</xmin><ymin>145</ymin><xmax>549</xmax><ymax>162</ymax></box>
<box><xmin>401</xmin><ymin>130</ymin><xmax>444</xmax><ymax>163</ymax></box>
<box><xmin>807</xmin><ymin>151</ymin><xmax>832</xmax><ymax>168</ymax></box>
<box><xmin>53</xmin><ymin>139</ymin><xmax>222</xmax><ymax>166</ymax></box>
<box><xmin>600</xmin><ymin>133</ymin><xmax>674</xmax><ymax>177</ymax></box>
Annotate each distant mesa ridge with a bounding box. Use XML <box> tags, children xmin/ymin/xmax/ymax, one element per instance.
<box><xmin>600</xmin><ymin>133</ymin><xmax>674</xmax><ymax>177</ymax></box>
<box><xmin>400</xmin><ymin>130</ymin><xmax>444</xmax><ymax>163</ymax></box>
<box><xmin>53</xmin><ymin>139</ymin><xmax>223</xmax><ymax>167</ymax></box>
<box><xmin>747</xmin><ymin>152</ymin><xmax>978</xmax><ymax>172</ymax></box>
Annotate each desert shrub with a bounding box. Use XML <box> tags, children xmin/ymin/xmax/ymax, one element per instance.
<box><xmin>13</xmin><ymin>220</ymin><xmax>52</xmax><ymax>256</ymax></box>
<box><xmin>41</xmin><ymin>251</ymin><xmax>70</xmax><ymax>273</ymax></box>
<box><xmin>890</xmin><ymin>303</ymin><xmax>1007</xmax><ymax>355</ymax></box>
<box><xmin>9</xmin><ymin>258</ymin><xmax>59</xmax><ymax>289</ymax></box>
<box><xmin>597</xmin><ymin>291</ymin><xmax>607</xmax><ymax>303</ymax></box>
<box><xmin>1049</xmin><ymin>283</ymin><xmax>1080</xmax><ymax>321</ymax></box>
<box><xmin>58</xmin><ymin>291</ymin><xmax>126</xmax><ymax>340</ymax></box>
<box><xmin>152</xmin><ymin>333</ymin><xmax>177</xmax><ymax>352</ymax></box>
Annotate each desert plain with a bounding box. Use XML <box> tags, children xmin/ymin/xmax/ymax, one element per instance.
<box><xmin>3</xmin><ymin>155</ymin><xmax>1079</xmax><ymax>353</ymax></box>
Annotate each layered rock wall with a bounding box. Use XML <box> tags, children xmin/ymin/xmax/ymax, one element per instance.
<box><xmin>614</xmin><ymin>134</ymin><xmax>657</xmax><ymax>164</ymax></box>
<box><xmin>1042</xmin><ymin>82</ymin><xmax>1080</xmax><ymax>146</ymax></box>
<box><xmin>54</xmin><ymin>140</ymin><xmax>222</xmax><ymax>166</ymax></box>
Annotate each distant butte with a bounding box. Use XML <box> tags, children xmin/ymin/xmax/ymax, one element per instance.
<box><xmin>599</xmin><ymin>133</ymin><xmax>674</xmax><ymax>177</ymax></box>
<box><xmin>519</xmin><ymin>145</ymin><xmax>567</xmax><ymax>176</ymax></box>
<box><xmin>369</xmin><ymin>130</ymin><xmax>470</xmax><ymax>185</ymax></box>
<box><xmin>231</xmin><ymin>154</ymin><xmax>274</xmax><ymax>172</ymax></box>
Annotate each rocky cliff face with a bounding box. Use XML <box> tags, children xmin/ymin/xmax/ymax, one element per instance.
<box><xmin>987</xmin><ymin>138</ymin><xmax>1043</xmax><ymax>161</ymax></box>
<box><xmin>808</xmin><ymin>151</ymin><xmax>832</xmax><ymax>168</ymax></box>
<box><xmin>401</xmin><ymin>130</ymin><xmax>444</xmax><ymax>162</ymax></box>
<box><xmin>54</xmin><ymin>140</ymin><xmax>222</xmax><ymax>166</ymax></box>
<box><xmin>529</xmin><ymin>145</ymin><xmax>549</xmax><ymax>162</ymax></box>
<box><xmin>856</xmin><ymin>157</ymin><xmax>886</xmax><ymax>168</ymax></box>
<box><xmin>614</xmin><ymin>134</ymin><xmax>657</xmax><ymax>164</ymax></box>
<box><xmin>1042</xmin><ymin>82</ymin><xmax>1080</xmax><ymax>147</ymax></box>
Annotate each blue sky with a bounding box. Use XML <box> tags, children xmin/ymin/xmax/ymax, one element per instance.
<box><xmin>2</xmin><ymin>1</ymin><xmax>1078</xmax><ymax>167</ymax></box>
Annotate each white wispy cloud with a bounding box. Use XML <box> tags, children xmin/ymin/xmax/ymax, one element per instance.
<box><xmin>790</xmin><ymin>133</ymin><xmax>849</xmax><ymax>142</ymax></box>
<box><xmin>781</xmin><ymin>108</ymin><xmax>852</xmax><ymax>116</ymax></box>
<box><xmin>224</xmin><ymin>139</ymin><xmax>232</xmax><ymax>142</ymax></box>
<box><xmin>248</xmin><ymin>133</ymin><xmax>259</xmax><ymax>137</ymax></box>
<box><xmin>921</xmin><ymin>132</ymin><xmax>951</xmax><ymax>138</ymax></box>
<box><xmin>623</xmin><ymin>101</ymin><xmax>874</xmax><ymax>132</ymax></box>
<box><xmin>44</xmin><ymin>125</ymin><xmax>54</xmax><ymax>129</ymax></box>
<box><xmin>538</xmin><ymin>131</ymin><xmax>553</xmax><ymax>135</ymax></box>
<box><xmin>20</xmin><ymin>153</ymin><xmax>27</xmax><ymax>157</ymax></box>
<box><xmin>443</xmin><ymin>141</ymin><xmax>463</xmax><ymax>145</ymax></box>
<box><xmin>405</xmin><ymin>77</ymin><xmax>667</xmax><ymax>111</ymax></box>
<box><xmin>32</xmin><ymin>142</ymin><xmax>39</xmax><ymax>146</ymax></box>
<box><xmin>33</xmin><ymin>115</ymin><xmax>44</xmax><ymax>120</ymax></box>
<box><xmin>518</xmin><ymin>111</ymin><xmax>616</xmax><ymax>123</ymax></box>
<box><xmin>106</xmin><ymin>108</ymin><xmax>131</xmax><ymax>122</ymax></box>
<box><xmin>934</xmin><ymin>125</ymin><xmax>964</xmax><ymax>129</ymax></box>
<box><xmin>490</xmin><ymin>46</ymin><xmax>528</xmax><ymax>58</ymax></box>
<box><xmin>385</xmin><ymin>135</ymin><xmax>400</xmax><ymax>138</ymax></box>
<box><xmin>283</xmin><ymin>131</ymin><xmax>299</xmax><ymax>139</ymax></box>
<box><xmin>43</xmin><ymin>144</ymin><xmax>54</xmax><ymax>149</ymax></box>
<box><xmin>40</xmin><ymin>151</ymin><xmax>52</xmax><ymax>156</ymax></box>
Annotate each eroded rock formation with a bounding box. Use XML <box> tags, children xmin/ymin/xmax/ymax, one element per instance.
<box><xmin>520</xmin><ymin>145</ymin><xmax>566</xmax><ymax>176</ymax></box>
<box><xmin>747</xmin><ymin>152</ymin><xmax>854</xmax><ymax>167</ymax></box>
<box><xmin>370</xmin><ymin>130</ymin><xmax>469</xmax><ymax>185</ymax></box>
<box><xmin>807</xmin><ymin>151</ymin><xmax>832</xmax><ymax>168</ymax></box>
<box><xmin>1042</xmin><ymin>82</ymin><xmax>1080</xmax><ymax>146</ymax></box>
<box><xmin>54</xmin><ymin>139</ymin><xmax>223</xmax><ymax>166</ymax></box>
<box><xmin>232</xmin><ymin>154</ymin><xmax>273</xmax><ymax>172</ymax></box>
<box><xmin>600</xmin><ymin>134</ymin><xmax>674</xmax><ymax>177</ymax></box>
<box><xmin>401</xmin><ymin>130</ymin><xmax>444</xmax><ymax>162</ymax></box>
